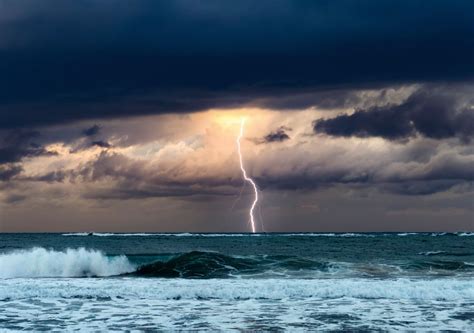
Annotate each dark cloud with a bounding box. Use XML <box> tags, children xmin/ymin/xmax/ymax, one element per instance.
<box><xmin>0</xmin><ymin>145</ymin><xmax>55</xmax><ymax>164</ymax></box>
<box><xmin>314</xmin><ymin>87</ymin><xmax>474</xmax><ymax>142</ymax></box>
<box><xmin>90</xmin><ymin>141</ymin><xmax>111</xmax><ymax>149</ymax></box>
<box><xmin>82</xmin><ymin>125</ymin><xmax>101</xmax><ymax>137</ymax></box>
<box><xmin>0</xmin><ymin>130</ymin><xmax>57</xmax><ymax>163</ymax></box>
<box><xmin>0</xmin><ymin>164</ymin><xmax>23</xmax><ymax>181</ymax></box>
<box><xmin>0</xmin><ymin>0</ymin><xmax>473</xmax><ymax>128</ymax></box>
<box><xmin>252</xmin><ymin>126</ymin><xmax>292</xmax><ymax>144</ymax></box>
<box><xmin>262</xmin><ymin>126</ymin><xmax>291</xmax><ymax>143</ymax></box>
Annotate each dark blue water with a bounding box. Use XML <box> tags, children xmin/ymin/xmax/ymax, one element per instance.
<box><xmin>1</xmin><ymin>232</ymin><xmax>473</xmax><ymax>330</ymax></box>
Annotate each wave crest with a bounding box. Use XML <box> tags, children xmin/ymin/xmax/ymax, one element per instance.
<box><xmin>0</xmin><ymin>248</ymin><xmax>134</xmax><ymax>278</ymax></box>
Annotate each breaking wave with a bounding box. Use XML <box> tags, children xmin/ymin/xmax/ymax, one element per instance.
<box><xmin>0</xmin><ymin>248</ymin><xmax>134</xmax><ymax>278</ymax></box>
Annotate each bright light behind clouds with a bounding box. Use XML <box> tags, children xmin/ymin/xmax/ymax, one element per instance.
<box><xmin>1</xmin><ymin>95</ymin><xmax>473</xmax><ymax>232</ymax></box>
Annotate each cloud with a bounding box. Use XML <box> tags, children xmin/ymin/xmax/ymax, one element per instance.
<box><xmin>314</xmin><ymin>86</ymin><xmax>474</xmax><ymax>142</ymax></box>
<box><xmin>0</xmin><ymin>1</ymin><xmax>473</xmax><ymax>128</ymax></box>
<box><xmin>263</xmin><ymin>126</ymin><xmax>291</xmax><ymax>143</ymax></box>
<box><xmin>34</xmin><ymin>134</ymin><xmax>472</xmax><ymax>199</ymax></box>
<box><xmin>82</xmin><ymin>124</ymin><xmax>101</xmax><ymax>137</ymax></box>
<box><xmin>253</xmin><ymin>126</ymin><xmax>291</xmax><ymax>144</ymax></box>
<box><xmin>27</xmin><ymin>170</ymin><xmax>67</xmax><ymax>183</ymax></box>
<box><xmin>90</xmin><ymin>140</ymin><xmax>111</xmax><ymax>149</ymax></box>
<box><xmin>68</xmin><ymin>135</ymin><xmax>112</xmax><ymax>153</ymax></box>
<box><xmin>82</xmin><ymin>184</ymin><xmax>235</xmax><ymax>201</ymax></box>
<box><xmin>0</xmin><ymin>164</ymin><xmax>23</xmax><ymax>181</ymax></box>
<box><xmin>0</xmin><ymin>130</ymin><xmax>57</xmax><ymax>163</ymax></box>
<box><xmin>1</xmin><ymin>106</ymin><xmax>472</xmax><ymax>202</ymax></box>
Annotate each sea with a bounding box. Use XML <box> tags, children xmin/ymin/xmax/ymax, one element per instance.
<box><xmin>0</xmin><ymin>232</ymin><xmax>473</xmax><ymax>331</ymax></box>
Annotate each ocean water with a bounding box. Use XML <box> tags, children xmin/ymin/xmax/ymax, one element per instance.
<box><xmin>0</xmin><ymin>233</ymin><xmax>473</xmax><ymax>331</ymax></box>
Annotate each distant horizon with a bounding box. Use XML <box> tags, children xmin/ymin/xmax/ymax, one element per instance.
<box><xmin>3</xmin><ymin>230</ymin><xmax>473</xmax><ymax>234</ymax></box>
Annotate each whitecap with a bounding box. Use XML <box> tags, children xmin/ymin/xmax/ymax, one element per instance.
<box><xmin>0</xmin><ymin>248</ymin><xmax>134</xmax><ymax>278</ymax></box>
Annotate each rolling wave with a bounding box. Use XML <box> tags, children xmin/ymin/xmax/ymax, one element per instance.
<box><xmin>1</xmin><ymin>248</ymin><xmax>473</xmax><ymax>279</ymax></box>
<box><xmin>129</xmin><ymin>251</ymin><xmax>336</xmax><ymax>278</ymax></box>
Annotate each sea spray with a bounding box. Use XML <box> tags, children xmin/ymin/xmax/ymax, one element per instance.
<box><xmin>0</xmin><ymin>247</ymin><xmax>134</xmax><ymax>278</ymax></box>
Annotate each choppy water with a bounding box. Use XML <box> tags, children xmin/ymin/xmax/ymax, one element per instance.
<box><xmin>1</xmin><ymin>232</ymin><xmax>473</xmax><ymax>331</ymax></box>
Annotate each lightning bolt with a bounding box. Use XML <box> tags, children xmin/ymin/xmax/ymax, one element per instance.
<box><xmin>237</xmin><ymin>118</ymin><xmax>259</xmax><ymax>233</ymax></box>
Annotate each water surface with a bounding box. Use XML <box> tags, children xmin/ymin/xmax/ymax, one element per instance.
<box><xmin>1</xmin><ymin>232</ymin><xmax>473</xmax><ymax>331</ymax></box>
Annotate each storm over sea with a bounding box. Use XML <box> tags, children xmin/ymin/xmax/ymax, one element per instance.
<box><xmin>0</xmin><ymin>232</ymin><xmax>473</xmax><ymax>331</ymax></box>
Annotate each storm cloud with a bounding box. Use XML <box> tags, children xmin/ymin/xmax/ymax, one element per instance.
<box><xmin>82</xmin><ymin>125</ymin><xmax>101</xmax><ymax>137</ymax></box>
<box><xmin>0</xmin><ymin>0</ymin><xmax>473</xmax><ymax>128</ymax></box>
<box><xmin>314</xmin><ymin>86</ymin><xmax>474</xmax><ymax>142</ymax></box>
<box><xmin>0</xmin><ymin>129</ymin><xmax>57</xmax><ymax>164</ymax></box>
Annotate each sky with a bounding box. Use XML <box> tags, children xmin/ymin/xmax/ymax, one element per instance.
<box><xmin>0</xmin><ymin>0</ymin><xmax>473</xmax><ymax>232</ymax></box>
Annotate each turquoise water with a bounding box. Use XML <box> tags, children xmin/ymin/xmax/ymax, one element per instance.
<box><xmin>0</xmin><ymin>232</ymin><xmax>473</xmax><ymax>330</ymax></box>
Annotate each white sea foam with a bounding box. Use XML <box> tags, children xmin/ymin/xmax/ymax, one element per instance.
<box><xmin>61</xmin><ymin>232</ymin><xmax>166</xmax><ymax>237</ymax></box>
<box><xmin>61</xmin><ymin>232</ymin><xmax>91</xmax><ymax>236</ymax></box>
<box><xmin>419</xmin><ymin>251</ymin><xmax>446</xmax><ymax>256</ymax></box>
<box><xmin>0</xmin><ymin>278</ymin><xmax>473</xmax><ymax>331</ymax></box>
<box><xmin>0</xmin><ymin>248</ymin><xmax>134</xmax><ymax>278</ymax></box>
<box><xmin>62</xmin><ymin>232</ymin><xmax>228</xmax><ymax>237</ymax></box>
<box><xmin>61</xmin><ymin>232</ymin><xmax>471</xmax><ymax>237</ymax></box>
<box><xmin>1</xmin><ymin>277</ymin><xmax>472</xmax><ymax>301</ymax></box>
<box><xmin>61</xmin><ymin>232</ymin><xmax>380</xmax><ymax>237</ymax></box>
